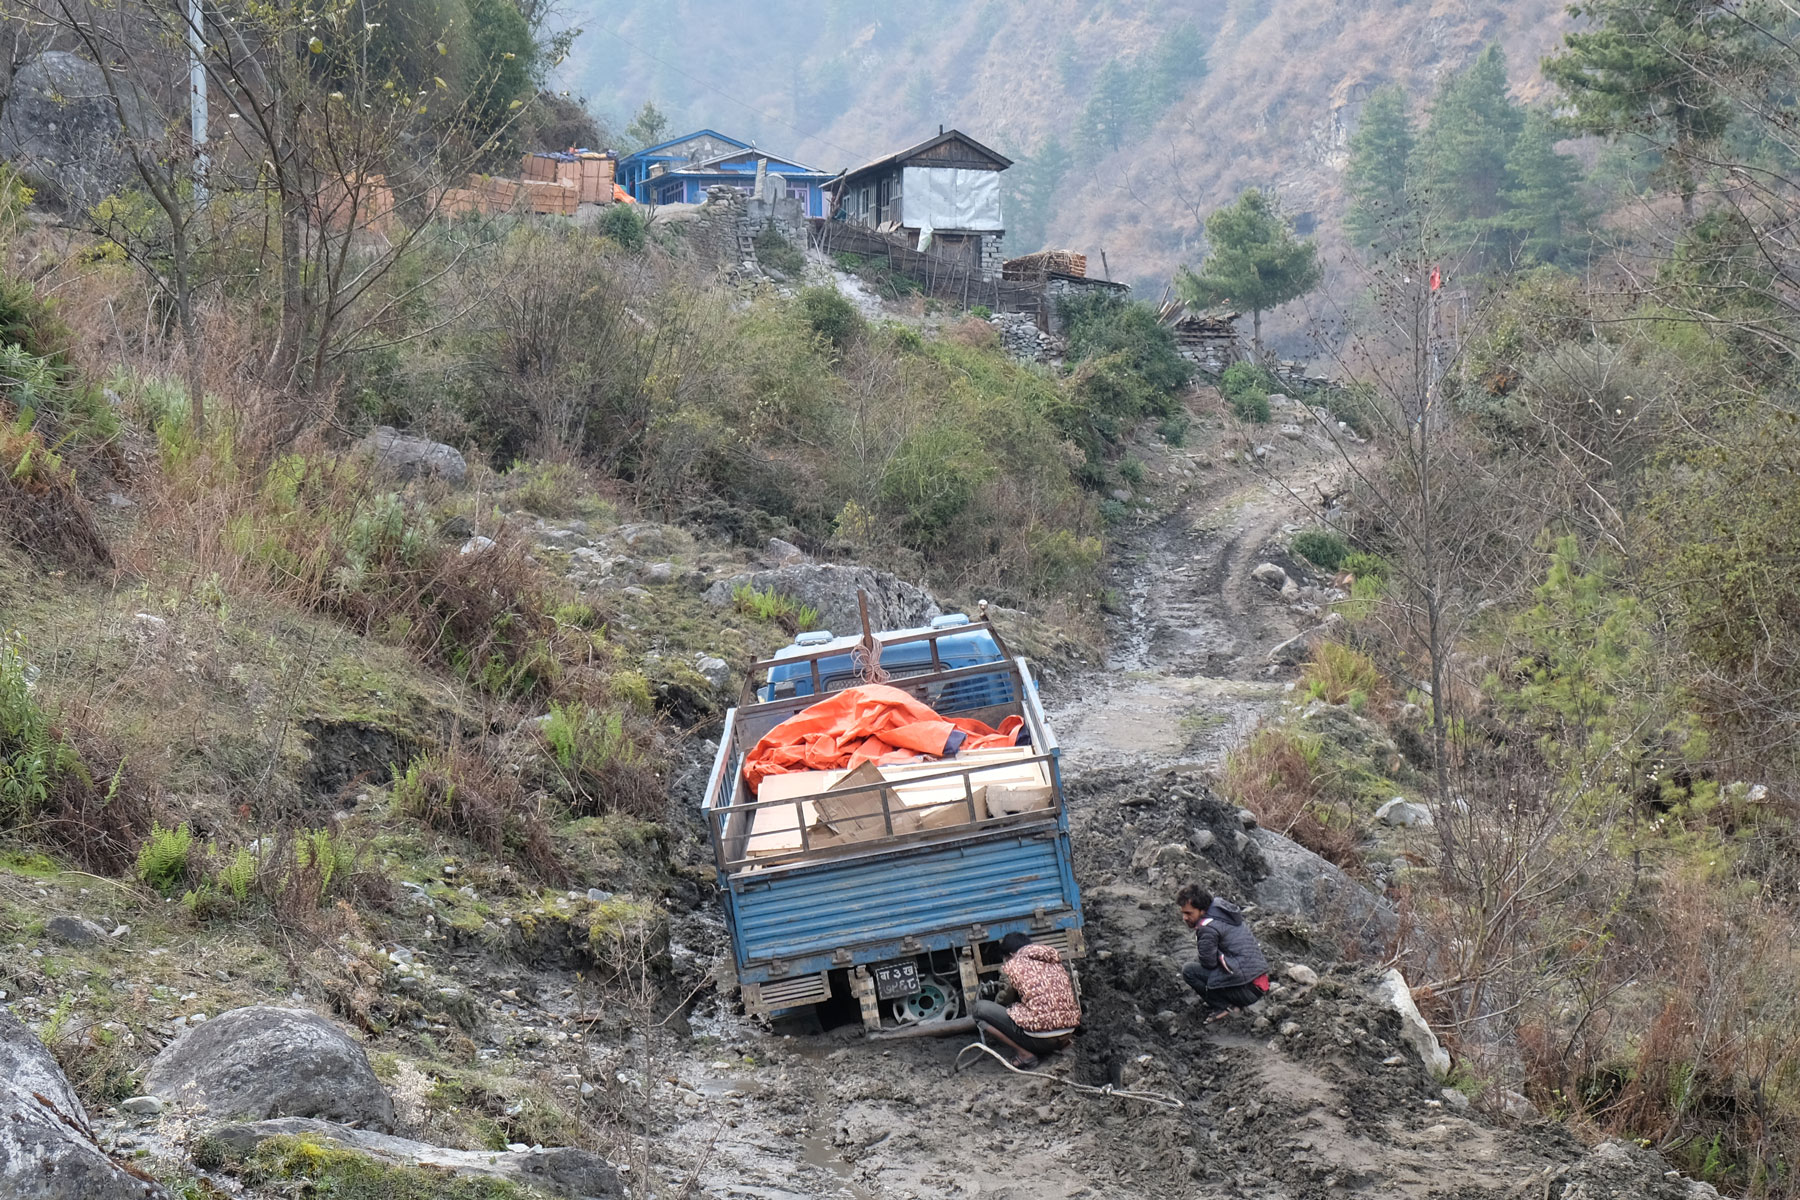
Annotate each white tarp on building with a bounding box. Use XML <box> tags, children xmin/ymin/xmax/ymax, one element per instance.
<box><xmin>901</xmin><ymin>166</ymin><xmax>1002</xmax><ymax>251</ymax></box>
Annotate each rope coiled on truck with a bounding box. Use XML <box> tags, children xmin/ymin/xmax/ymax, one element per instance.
<box><xmin>951</xmin><ymin>1041</ymin><xmax>1186</xmax><ymax>1110</ymax></box>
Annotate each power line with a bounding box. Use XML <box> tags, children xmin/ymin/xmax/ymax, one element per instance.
<box><xmin>591</xmin><ymin>25</ymin><xmax>874</xmax><ymax>168</ymax></box>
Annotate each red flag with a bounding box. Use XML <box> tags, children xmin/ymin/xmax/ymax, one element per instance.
<box><xmin>1429</xmin><ymin>266</ymin><xmax>1442</xmax><ymax>291</ymax></box>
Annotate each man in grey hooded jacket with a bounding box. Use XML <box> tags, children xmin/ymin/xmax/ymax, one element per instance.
<box><xmin>1176</xmin><ymin>883</ymin><xmax>1271</xmax><ymax>1020</ymax></box>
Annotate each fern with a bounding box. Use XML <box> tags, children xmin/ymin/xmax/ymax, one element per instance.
<box><xmin>137</xmin><ymin>822</ymin><xmax>194</xmax><ymax>894</ymax></box>
<box><xmin>218</xmin><ymin>845</ymin><xmax>257</xmax><ymax>903</ymax></box>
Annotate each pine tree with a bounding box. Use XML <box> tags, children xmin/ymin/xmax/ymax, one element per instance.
<box><xmin>1542</xmin><ymin>0</ymin><xmax>1735</xmax><ymax>217</ymax></box>
<box><xmin>626</xmin><ymin>101</ymin><xmax>670</xmax><ymax>150</ymax></box>
<box><xmin>1343</xmin><ymin>84</ymin><xmax>1415</xmax><ymax>258</ymax></box>
<box><xmin>1411</xmin><ymin>45</ymin><xmax>1525</xmax><ymax>267</ymax></box>
<box><xmin>1003</xmin><ymin>137</ymin><xmax>1072</xmax><ymax>255</ymax></box>
<box><xmin>1502</xmin><ymin>109</ymin><xmax>1590</xmax><ymax>267</ymax></box>
<box><xmin>1176</xmin><ymin>189</ymin><xmax>1322</xmax><ymax>358</ymax></box>
<box><xmin>1079</xmin><ymin>59</ymin><xmax>1145</xmax><ymax>155</ymax></box>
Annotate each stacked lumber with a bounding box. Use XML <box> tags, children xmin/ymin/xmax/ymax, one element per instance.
<box><xmin>438</xmin><ymin>187</ymin><xmax>485</xmax><ymax>217</ymax></box>
<box><xmin>522</xmin><ymin>179</ymin><xmax>578</xmax><ymax>215</ymax></box>
<box><xmin>319</xmin><ymin>173</ymin><xmax>395</xmax><ymax>233</ymax></box>
<box><xmin>520</xmin><ymin>153</ymin><xmax>559</xmax><ymax>182</ymax></box>
<box><xmin>576</xmin><ymin>153</ymin><xmax>614</xmax><ymax>205</ymax></box>
<box><xmin>1002</xmin><ymin>250</ymin><xmax>1087</xmax><ymax>281</ymax></box>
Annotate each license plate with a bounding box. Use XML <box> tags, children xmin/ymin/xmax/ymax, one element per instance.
<box><xmin>872</xmin><ymin>959</ymin><xmax>920</xmax><ymax>999</ymax></box>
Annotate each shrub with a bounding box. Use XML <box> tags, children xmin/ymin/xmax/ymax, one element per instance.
<box><xmin>596</xmin><ymin>203</ymin><xmax>646</xmax><ymax>250</ymax></box>
<box><xmin>1290</xmin><ymin>528</ymin><xmax>1349</xmax><ymax>571</ymax></box>
<box><xmin>540</xmin><ymin>702</ymin><xmax>660</xmax><ymax>817</ymax></box>
<box><xmin>1118</xmin><ymin>456</ymin><xmax>1146</xmax><ymax>487</ymax></box>
<box><xmin>970</xmin><ymin>304</ymin><xmax>994</xmax><ymax>320</ymax></box>
<box><xmin>1222</xmin><ymin>362</ymin><xmax>1274</xmax><ymax>423</ymax></box>
<box><xmin>0</xmin><ymin>411</ymin><xmax>112</xmax><ymax>566</ymax></box>
<box><xmin>1224</xmin><ymin>728</ymin><xmax>1362</xmax><ymax>869</ymax></box>
<box><xmin>753</xmin><ymin>221</ymin><xmax>805</xmax><ymax>278</ymax></box>
<box><xmin>137</xmin><ymin>822</ymin><xmax>194</xmax><ymax>894</ymax></box>
<box><xmin>0</xmin><ymin>632</ymin><xmax>82</xmax><ymax>825</ymax></box>
<box><xmin>798</xmin><ymin>286</ymin><xmax>861</xmax><ymax>348</ymax></box>
<box><xmin>1156</xmin><ymin>413</ymin><xmax>1190</xmax><ymax>445</ymax></box>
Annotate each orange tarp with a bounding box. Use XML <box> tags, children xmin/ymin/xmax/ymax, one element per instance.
<box><xmin>743</xmin><ymin>684</ymin><xmax>1024</xmax><ymax>794</ymax></box>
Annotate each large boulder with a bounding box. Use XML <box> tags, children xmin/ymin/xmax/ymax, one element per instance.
<box><xmin>211</xmin><ymin>1118</ymin><xmax>623</xmax><ymax>1198</ymax></box>
<box><xmin>357</xmin><ymin>426</ymin><xmax>468</xmax><ymax>486</ymax></box>
<box><xmin>0</xmin><ymin>1007</ymin><xmax>167</xmax><ymax>1199</ymax></box>
<box><xmin>0</xmin><ymin>52</ymin><xmax>154</xmax><ymax>210</ymax></box>
<box><xmin>1249</xmin><ymin>826</ymin><xmax>1396</xmax><ymax>955</ymax></box>
<box><xmin>703</xmin><ymin>563</ymin><xmax>941</xmax><ymax>637</ymax></box>
<box><xmin>143</xmin><ymin>1006</ymin><xmax>394</xmax><ymax>1130</ymax></box>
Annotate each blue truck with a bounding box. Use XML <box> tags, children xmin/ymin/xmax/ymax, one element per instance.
<box><xmin>702</xmin><ymin>614</ymin><xmax>1085</xmax><ymax>1032</ymax></box>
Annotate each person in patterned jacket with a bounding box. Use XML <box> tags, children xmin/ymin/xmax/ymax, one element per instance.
<box><xmin>971</xmin><ymin>932</ymin><xmax>1082</xmax><ymax>1069</ymax></box>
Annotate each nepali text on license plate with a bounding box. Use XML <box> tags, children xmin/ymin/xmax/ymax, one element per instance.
<box><xmin>873</xmin><ymin>959</ymin><xmax>920</xmax><ymax>999</ymax></box>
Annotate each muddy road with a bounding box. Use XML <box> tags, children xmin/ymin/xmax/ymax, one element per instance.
<box><xmin>637</xmin><ymin>407</ymin><xmax>1713</xmax><ymax>1200</ymax></box>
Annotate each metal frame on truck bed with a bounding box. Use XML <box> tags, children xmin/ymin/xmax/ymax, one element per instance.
<box><xmin>702</xmin><ymin>619</ymin><xmax>1084</xmax><ymax>1030</ymax></box>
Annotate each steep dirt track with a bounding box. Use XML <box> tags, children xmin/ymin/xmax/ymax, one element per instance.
<box><xmin>650</xmin><ymin>409</ymin><xmax>1717</xmax><ymax>1199</ymax></box>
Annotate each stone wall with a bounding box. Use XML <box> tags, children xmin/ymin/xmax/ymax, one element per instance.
<box><xmin>979</xmin><ymin>232</ymin><xmax>1005</xmax><ymax>282</ymax></box>
<box><xmin>1044</xmin><ymin>274</ymin><xmax>1130</xmax><ymax>335</ymax></box>
<box><xmin>692</xmin><ymin>186</ymin><xmax>748</xmax><ymax>270</ymax></box>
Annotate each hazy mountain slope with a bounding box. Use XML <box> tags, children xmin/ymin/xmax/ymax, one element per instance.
<box><xmin>561</xmin><ymin>0</ymin><xmax>1570</xmax><ymax>288</ymax></box>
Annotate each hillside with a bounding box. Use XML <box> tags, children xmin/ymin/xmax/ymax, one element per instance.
<box><xmin>561</xmin><ymin>0</ymin><xmax>1570</xmax><ymax>287</ymax></box>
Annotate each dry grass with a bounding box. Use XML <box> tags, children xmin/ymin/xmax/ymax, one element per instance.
<box><xmin>392</xmin><ymin>739</ymin><xmax>564</xmax><ymax>879</ymax></box>
<box><xmin>1223</xmin><ymin>727</ymin><xmax>1363</xmax><ymax>870</ymax></box>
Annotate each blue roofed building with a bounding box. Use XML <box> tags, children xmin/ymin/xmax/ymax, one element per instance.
<box><xmin>616</xmin><ymin>129</ymin><xmax>835</xmax><ymax>216</ymax></box>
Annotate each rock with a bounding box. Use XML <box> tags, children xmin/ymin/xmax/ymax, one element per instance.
<box><xmin>1373</xmin><ymin>968</ymin><xmax>1450</xmax><ymax>1080</ymax></box>
<box><xmin>695</xmin><ymin>656</ymin><xmax>732</xmax><ymax>690</ymax></box>
<box><xmin>1375</xmin><ymin>797</ymin><xmax>1433</xmax><ymax>827</ymax></box>
<box><xmin>459</xmin><ymin>536</ymin><xmax>495</xmax><ymax>556</ymax></box>
<box><xmin>106</xmin><ymin>492</ymin><xmax>134</xmax><ymax>509</ymax></box>
<box><xmin>765</xmin><ymin>537</ymin><xmax>808</xmax><ymax>565</ymax></box>
<box><xmin>1441</xmin><ymin>1088</ymin><xmax>1471</xmax><ymax>1112</ymax></box>
<box><xmin>358</xmin><ymin>426</ymin><xmax>467</xmax><ymax>486</ymax></box>
<box><xmin>1279</xmin><ymin>423</ymin><xmax>1305</xmax><ymax>438</ymax></box>
<box><xmin>1498</xmin><ymin>1089</ymin><xmax>1538</xmax><ymax>1121</ymax></box>
<box><xmin>1267</xmin><ymin>612</ymin><xmax>1346</xmax><ymax>664</ymax></box>
<box><xmin>0</xmin><ymin>52</ymin><xmax>154</xmax><ymax>211</ymax></box>
<box><xmin>1280</xmin><ymin>579</ymin><xmax>1302</xmax><ymax>600</ymax></box>
<box><xmin>703</xmin><ymin>563</ymin><xmax>940</xmax><ymax>637</ymax></box>
<box><xmin>0</xmin><ymin>1006</ymin><xmax>168</xmax><ymax>1198</ymax></box>
<box><xmin>144</xmin><ymin>1006</ymin><xmax>395</xmax><ymax>1130</ymax></box>
<box><xmin>1110</xmin><ymin>488</ymin><xmax>1133</xmax><ymax>503</ymax></box>
<box><xmin>1233</xmin><ymin>830</ymin><xmax>1250</xmax><ymax>853</ymax></box>
<box><xmin>1192</xmin><ymin>828</ymin><xmax>1216</xmax><ymax>852</ymax></box>
<box><xmin>119</xmin><ymin>1096</ymin><xmax>164</xmax><ymax>1116</ymax></box>
<box><xmin>209</xmin><ymin>1118</ymin><xmax>622</xmax><ymax>1198</ymax></box>
<box><xmin>1251</xmin><ymin>562</ymin><xmax>1290</xmax><ymax>589</ymax></box>
<box><xmin>109</xmin><ymin>924</ymin><xmax>129</xmax><ymax>939</ymax></box>
<box><xmin>1278</xmin><ymin>1021</ymin><xmax>1301</xmax><ymax>1037</ymax></box>
<box><xmin>44</xmin><ymin>915</ymin><xmax>108</xmax><ymax>946</ymax></box>
<box><xmin>1284</xmin><ymin>964</ymin><xmax>1319</xmax><ymax>987</ymax></box>
<box><xmin>639</xmin><ymin>562</ymin><xmax>675</xmax><ymax>585</ymax></box>
<box><xmin>1250</xmin><ymin>827</ymin><xmax>1397</xmax><ymax>955</ymax></box>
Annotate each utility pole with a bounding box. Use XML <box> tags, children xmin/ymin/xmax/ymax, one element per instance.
<box><xmin>189</xmin><ymin>0</ymin><xmax>208</xmax><ymax>206</ymax></box>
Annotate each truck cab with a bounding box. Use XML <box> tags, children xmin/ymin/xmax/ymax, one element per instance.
<box><xmin>704</xmin><ymin>616</ymin><xmax>1084</xmax><ymax>1034</ymax></box>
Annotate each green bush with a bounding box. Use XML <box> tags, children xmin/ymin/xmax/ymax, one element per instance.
<box><xmin>1291</xmin><ymin>528</ymin><xmax>1349</xmax><ymax>571</ymax></box>
<box><xmin>1156</xmin><ymin>413</ymin><xmax>1190</xmax><ymax>445</ymax></box>
<box><xmin>970</xmin><ymin>304</ymin><xmax>993</xmax><ymax>320</ymax></box>
<box><xmin>1222</xmin><ymin>361</ymin><xmax>1273</xmax><ymax>423</ymax></box>
<box><xmin>753</xmin><ymin>222</ymin><xmax>805</xmax><ymax>278</ymax></box>
<box><xmin>0</xmin><ymin>633</ymin><xmax>81</xmax><ymax>825</ymax></box>
<box><xmin>1118</xmin><ymin>456</ymin><xmax>1146</xmax><ymax>487</ymax></box>
<box><xmin>798</xmin><ymin>286</ymin><xmax>861</xmax><ymax>348</ymax></box>
<box><xmin>137</xmin><ymin>822</ymin><xmax>194</xmax><ymax>894</ymax></box>
<box><xmin>1059</xmin><ymin>292</ymin><xmax>1192</xmax><ymax>447</ymax></box>
<box><xmin>596</xmin><ymin>203</ymin><xmax>646</xmax><ymax>251</ymax></box>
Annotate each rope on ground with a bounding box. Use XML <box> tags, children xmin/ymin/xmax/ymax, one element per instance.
<box><xmin>951</xmin><ymin>1041</ymin><xmax>1186</xmax><ymax>1110</ymax></box>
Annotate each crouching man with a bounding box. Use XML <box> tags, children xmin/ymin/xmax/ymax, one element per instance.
<box><xmin>971</xmin><ymin>932</ymin><xmax>1081</xmax><ymax>1070</ymax></box>
<box><xmin>1176</xmin><ymin>883</ymin><xmax>1271</xmax><ymax>1021</ymax></box>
